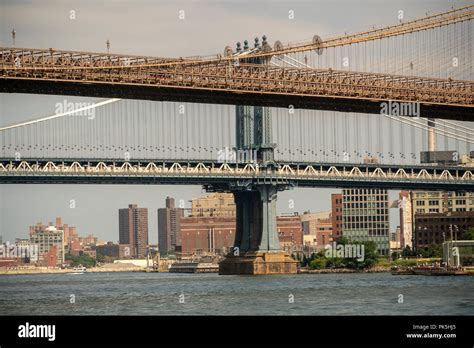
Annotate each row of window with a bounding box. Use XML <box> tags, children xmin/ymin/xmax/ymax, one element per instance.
<box><xmin>344</xmin><ymin>228</ymin><xmax>388</xmax><ymax>238</ymax></box>
<box><xmin>416</xmin><ymin>199</ymin><xmax>473</xmax><ymax>206</ymax></box>
<box><xmin>415</xmin><ymin>192</ymin><xmax>470</xmax><ymax>198</ymax></box>
<box><xmin>343</xmin><ymin>195</ymin><xmax>388</xmax><ymax>202</ymax></box>
<box><xmin>417</xmin><ymin>225</ymin><xmax>468</xmax><ymax>231</ymax></box>
<box><xmin>415</xmin><ymin>208</ymin><xmax>473</xmax><ymax>214</ymax></box>
<box><xmin>344</xmin><ymin>203</ymin><xmax>387</xmax><ymax>209</ymax></box>
<box><xmin>343</xmin><ymin>189</ymin><xmax>387</xmax><ymax>195</ymax></box>
<box><xmin>344</xmin><ymin>224</ymin><xmax>389</xmax><ymax>231</ymax></box>
<box><xmin>344</xmin><ymin>209</ymin><xmax>388</xmax><ymax>216</ymax></box>
<box><xmin>344</xmin><ymin>215</ymin><xmax>388</xmax><ymax>222</ymax></box>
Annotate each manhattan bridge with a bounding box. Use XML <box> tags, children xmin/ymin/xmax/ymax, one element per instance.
<box><xmin>0</xmin><ymin>5</ymin><xmax>473</xmax><ymax>273</ymax></box>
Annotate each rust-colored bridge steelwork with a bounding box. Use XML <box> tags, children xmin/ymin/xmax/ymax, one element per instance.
<box><xmin>0</xmin><ymin>4</ymin><xmax>473</xmax><ymax>120</ymax></box>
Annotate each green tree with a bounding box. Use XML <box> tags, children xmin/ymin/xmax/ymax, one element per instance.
<box><xmin>326</xmin><ymin>257</ymin><xmax>344</xmax><ymax>268</ymax></box>
<box><xmin>340</xmin><ymin>240</ymin><xmax>378</xmax><ymax>269</ymax></box>
<box><xmin>309</xmin><ymin>257</ymin><xmax>327</xmax><ymax>269</ymax></box>
<box><xmin>401</xmin><ymin>245</ymin><xmax>415</xmax><ymax>257</ymax></box>
<box><xmin>65</xmin><ymin>254</ymin><xmax>96</xmax><ymax>268</ymax></box>
<box><xmin>308</xmin><ymin>250</ymin><xmax>327</xmax><ymax>269</ymax></box>
<box><xmin>307</xmin><ymin>240</ymin><xmax>379</xmax><ymax>270</ymax></box>
<box><xmin>464</xmin><ymin>227</ymin><xmax>474</xmax><ymax>240</ymax></box>
<box><xmin>419</xmin><ymin>243</ymin><xmax>442</xmax><ymax>258</ymax></box>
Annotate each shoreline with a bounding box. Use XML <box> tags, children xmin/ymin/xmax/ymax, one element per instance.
<box><xmin>298</xmin><ymin>266</ymin><xmax>390</xmax><ymax>274</ymax></box>
<box><xmin>1</xmin><ymin>266</ymin><xmax>391</xmax><ymax>276</ymax></box>
<box><xmin>0</xmin><ymin>267</ymin><xmax>144</xmax><ymax>275</ymax></box>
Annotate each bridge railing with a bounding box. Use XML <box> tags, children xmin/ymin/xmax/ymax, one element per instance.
<box><xmin>0</xmin><ymin>161</ymin><xmax>472</xmax><ymax>184</ymax></box>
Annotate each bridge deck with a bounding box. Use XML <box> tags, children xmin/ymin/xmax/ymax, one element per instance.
<box><xmin>1</xmin><ymin>159</ymin><xmax>472</xmax><ymax>190</ymax></box>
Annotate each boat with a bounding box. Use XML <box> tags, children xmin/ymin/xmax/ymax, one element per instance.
<box><xmin>69</xmin><ymin>265</ymin><xmax>87</xmax><ymax>274</ymax></box>
<box><xmin>169</xmin><ymin>262</ymin><xmax>219</xmax><ymax>273</ymax></box>
<box><xmin>391</xmin><ymin>265</ymin><xmax>471</xmax><ymax>276</ymax></box>
<box><xmin>412</xmin><ymin>266</ymin><xmax>469</xmax><ymax>276</ymax></box>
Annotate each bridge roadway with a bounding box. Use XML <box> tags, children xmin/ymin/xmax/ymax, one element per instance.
<box><xmin>0</xmin><ymin>158</ymin><xmax>472</xmax><ymax>190</ymax></box>
<box><xmin>1</xmin><ymin>61</ymin><xmax>472</xmax><ymax>121</ymax></box>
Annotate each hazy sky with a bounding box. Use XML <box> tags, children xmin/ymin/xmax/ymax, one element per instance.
<box><xmin>0</xmin><ymin>0</ymin><xmax>471</xmax><ymax>244</ymax></box>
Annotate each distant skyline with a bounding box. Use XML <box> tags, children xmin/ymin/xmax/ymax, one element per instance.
<box><xmin>0</xmin><ymin>185</ymin><xmax>399</xmax><ymax>244</ymax></box>
<box><xmin>0</xmin><ymin>0</ymin><xmax>470</xmax><ymax>243</ymax></box>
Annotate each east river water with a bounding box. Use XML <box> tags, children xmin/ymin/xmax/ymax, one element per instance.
<box><xmin>0</xmin><ymin>272</ymin><xmax>472</xmax><ymax>315</ymax></box>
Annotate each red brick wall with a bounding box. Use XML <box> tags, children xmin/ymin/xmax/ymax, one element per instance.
<box><xmin>179</xmin><ymin>216</ymin><xmax>236</xmax><ymax>255</ymax></box>
<box><xmin>45</xmin><ymin>245</ymin><xmax>58</xmax><ymax>267</ymax></box>
<box><xmin>277</xmin><ymin>215</ymin><xmax>303</xmax><ymax>247</ymax></box>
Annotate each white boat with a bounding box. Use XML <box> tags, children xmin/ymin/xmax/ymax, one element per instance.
<box><xmin>70</xmin><ymin>265</ymin><xmax>87</xmax><ymax>274</ymax></box>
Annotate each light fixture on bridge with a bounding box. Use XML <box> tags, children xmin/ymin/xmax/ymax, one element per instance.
<box><xmin>254</xmin><ymin>37</ymin><xmax>260</xmax><ymax>48</ymax></box>
<box><xmin>11</xmin><ymin>29</ymin><xmax>16</xmax><ymax>47</ymax></box>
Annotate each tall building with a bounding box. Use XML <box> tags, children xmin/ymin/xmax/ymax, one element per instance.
<box><xmin>399</xmin><ymin>191</ymin><xmax>414</xmax><ymax>248</ymax></box>
<box><xmin>301</xmin><ymin>211</ymin><xmax>333</xmax><ymax>249</ymax></box>
<box><xmin>191</xmin><ymin>193</ymin><xmax>235</xmax><ymax>217</ymax></box>
<box><xmin>342</xmin><ymin>188</ymin><xmax>390</xmax><ymax>256</ymax></box>
<box><xmin>30</xmin><ymin>217</ymin><xmax>78</xmax><ymax>251</ymax></box>
<box><xmin>412</xmin><ymin>191</ymin><xmax>474</xmax><ymax>214</ymax></box>
<box><xmin>301</xmin><ymin>211</ymin><xmax>331</xmax><ymax>235</ymax></box>
<box><xmin>158</xmin><ymin>197</ymin><xmax>184</xmax><ymax>253</ymax></box>
<box><xmin>314</xmin><ymin>215</ymin><xmax>333</xmax><ymax>248</ymax></box>
<box><xmin>119</xmin><ymin>204</ymin><xmax>149</xmax><ymax>258</ymax></box>
<box><xmin>400</xmin><ymin>190</ymin><xmax>474</xmax><ymax>250</ymax></box>
<box><xmin>415</xmin><ymin>211</ymin><xmax>474</xmax><ymax>249</ymax></box>
<box><xmin>390</xmin><ymin>227</ymin><xmax>402</xmax><ymax>251</ymax></box>
<box><xmin>179</xmin><ymin>216</ymin><xmax>236</xmax><ymax>256</ymax></box>
<box><xmin>79</xmin><ymin>234</ymin><xmax>98</xmax><ymax>246</ymax></box>
<box><xmin>30</xmin><ymin>226</ymin><xmax>64</xmax><ymax>266</ymax></box>
<box><xmin>331</xmin><ymin>194</ymin><xmax>343</xmax><ymax>240</ymax></box>
<box><xmin>277</xmin><ymin>214</ymin><xmax>304</xmax><ymax>252</ymax></box>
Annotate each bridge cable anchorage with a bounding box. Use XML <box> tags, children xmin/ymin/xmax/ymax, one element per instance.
<box><xmin>381</xmin><ymin>114</ymin><xmax>474</xmax><ymax>144</ymax></box>
<box><xmin>2</xmin><ymin>5</ymin><xmax>472</xmax><ymax>71</ymax></box>
<box><xmin>0</xmin><ymin>99</ymin><xmax>121</xmax><ymax>131</ymax></box>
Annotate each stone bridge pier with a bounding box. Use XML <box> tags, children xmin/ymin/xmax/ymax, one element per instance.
<box><xmin>218</xmin><ymin>184</ymin><xmax>297</xmax><ymax>275</ymax></box>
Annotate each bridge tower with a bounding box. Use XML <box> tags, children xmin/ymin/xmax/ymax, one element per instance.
<box><xmin>216</xmin><ymin>37</ymin><xmax>297</xmax><ymax>275</ymax></box>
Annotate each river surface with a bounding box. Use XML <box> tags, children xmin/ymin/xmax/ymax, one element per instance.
<box><xmin>0</xmin><ymin>272</ymin><xmax>472</xmax><ymax>315</ymax></box>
